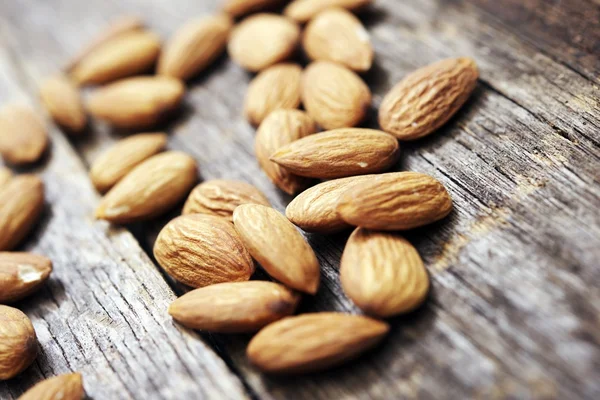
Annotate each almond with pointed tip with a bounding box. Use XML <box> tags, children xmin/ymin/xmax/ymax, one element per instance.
<box><xmin>0</xmin><ymin>252</ymin><xmax>52</xmax><ymax>304</ymax></box>
<box><xmin>284</xmin><ymin>0</ymin><xmax>372</xmax><ymax>23</ymax></box>
<box><xmin>223</xmin><ymin>0</ymin><xmax>285</xmax><ymax>17</ymax></box>
<box><xmin>233</xmin><ymin>204</ymin><xmax>319</xmax><ymax>294</ymax></box>
<box><xmin>0</xmin><ymin>305</ymin><xmax>37</xmax><ymax>380</ymax></box>
<box><xmin>0</xmin><ymin>167</ymin><xmax>11</xmax><ymax>187</ymax></box>
<box><xmin>0</xmin><ymin>105</ymin><xmax>48</xmax><ymax>165</ymax></box>
<box><xmin>18</xmin><ymin>372</ymin><xmax>84</xmax><ymax>400</ymax></box>
<box><xmin>39</xmin><ymin>75</ymin><xmax>87</xmax><ymax>133</ymax></box>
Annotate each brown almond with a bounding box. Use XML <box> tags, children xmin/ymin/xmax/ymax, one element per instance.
<box><xmin>337</xmin><ymin>171</ymin><xmax>453</xmax><ymax>230</ymax></box>
<box><xmin>284</xmin><ymin>0</ymin><xmax>372</xmax><ymax>23</ymax></box>
<box><xmin>71</xmin><ymin>31</ymin><xmax>161</xmax><ymax>85</ymax></box>
<box><xmin>303</xmin><ymin>8</ymin><xmax>372</xmax><ymax>72</ymax></box>
<box><xmin>247</xmin><ymin>312</ymin><xmax>388</xmax><ymax>373</ymax></box>
<box><xmin>223</xmin><ymin>0</ymin><xmax>284</xmax><ymax>17</ymax></box>
<box><xmin>182</xmin><ymin>179</ymin><xmax>270</xmax><ymax>222</ymax></box>
<box><xmin>90</xmin><ymin>133</ymin><xmax>168</xmax><ymax>193</ymax></box>
<box><xmin>0</xmin><ymin>305</ymin><xmax>37</xmax><ymax>380</ymax></box>
<box><xmin>228</xmin><ymin>14</ymin><xmax>300</xmax><ymax>72</ymax></box>
<box><xmin>18</xmin><ymin>372</ymin><xmax>84</xmax><ymax>400</ymax></box>
<box><xmin>379</xmin><ymin>57</ymin><xmax>479</xmax><ymax>140</ymax></box>
<box><xmin>0</xmin><ymin>105</ymin><xmax>48</xmax><ymax>165</ymax></box>
<box><xmin>158</xmin><ymin>14</ymin><xmax>233</xmax><ymax>81</ymax></box>
<box><xmin>154</xmin><ymin>214</ymin><xmax>254</xmax><ymax>288</ymax></box>
<box><xmin>169</xmin><ymin>281</ymin><xmax>300</xmax><ymax>332</ymax></box>
<box><xmin>301</xmin><ymin>61</ymin><xmax>371</xmax><ymax>129</ymax></box>
<box><xmin>255</xmin><ymin>109</ymin><xmax>316</xmax><ymax>194</ymax></box>
<box><xmin>0</xmin><ymin>252</ymin><xmax>52</xmax><ymax>304</ymax></box>
<box><xmin>0</xmin><ymin>175</ymin><xmax>44</xmax><ymax>252</ymax></box>
<box><xmin>233</xmin><ymin>204</ymin><xmax>320</xmax><ymax>294</ymax></box>
<box><xmin>96</xmin><ymin>151</ymin><xmax>197</xmax><ymax>224</ymax></box>
<box><xmin>87</xmin><ymin>76</ymin><xmax>185</xmax><ymax>129</ymax></box>
<box><xmin>244</xmin><ymin>63</ymin><xmax>302</xmax><ymax>126</ymax></box>
<box><xmin>270</xmin><ymin>128</ymin><xmax>399</xmax><ymax>179</ymax></box>
<box><xmin>341</xmin><ymin>228</ymin><xmax>429</xmax><ymax>317</ymax></box>
<box><xmin>39</xmin><ymin>75</ymin><xmax>87</xmax><ymax>133</ymax></box>
<box><xmin>0</xmin><ymin>167</ymin><xmax>12</xmax><ymax>187</ymax></box>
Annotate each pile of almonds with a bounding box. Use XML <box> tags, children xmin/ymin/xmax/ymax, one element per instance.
<box><xmin>0</xmin><ymin>0</ymin><xmax>479</xmax><ymax>395</ymax></box>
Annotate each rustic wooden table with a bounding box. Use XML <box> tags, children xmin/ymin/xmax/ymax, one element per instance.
<box><xmin>1</xmin><ymin>0</ymin><xmax>599</xmax><ymax>399</ymax></box>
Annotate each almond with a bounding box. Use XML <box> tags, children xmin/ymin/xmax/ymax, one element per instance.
<box><xmin>341</xmin><ymin>228</ymin><xmax>429</xmax><ymax>317</ymax></box>
<box><xmin>0</xmin><ymin>305</ymin><xmax>37</xmax><ymax>380</ymax></box>
<box><xmin>18</xmin><ymin>373</ymin><xmax>84</xmax><ymax>400</ymax></box>
<box><xmin>39</xmin><ymin>75</ymin><xmax>87</xmax><ymax>134</ymax></box>
<box><xmin>158</xmin><ymin>14</ymin><xmax>233</xmax><ymax>81</ymax></box>
<box><xmin>87</xmin><ymin>76</ymin><xmax>185</xmax><ymax>129</ymax></box>
<box><xmin>182</xmin><ymin>179</ymin><xmax>270</xmax><ymax>222</ymax></box>
<box><xmin>90</xmin><ymin>132</ymin><xmax>168</xmax><ymax>193</ymax></box>
<box><xmin>96</xmin><ymin>151</ymin><xmax>197</xmax><ymax>224</ymax></box>
<box><xmin>337</xmin><ymin>171</ymin><xmax>452</xmax><ymax>230</ymax></box>
<box><xmin>71</xmin><ymin>31</ymin><xmax>161</xmax><ymax>85</ymax></box>
<box><xmin>169</xmin><ymin>281</ymin><xmax>300</xmax><ymax>332</ymax></box>
<box><xmin>233</xmin><ymin>204</ymin><xmax>320</xmax><ymax>294</ymax></box>
<box><xmin>0</xmin><ymin>167</ymin><xmax>12</xmax><ymax>187</ymax></box>
<box><xmin>303</xmin><ymin>8</ymin><xmax>372</xmax><ymax>72</ymax></box>
<box><xmin>0</xmin><ymin>175</ymin><xmax>44</xmax><ymax>251</ymax></box>
<box><xmin>247</xmin><ymin>312</ymin><xmax>388</xmax><ymax>373</ymax></box>
<box><xmin>228</xmin><ymin>14</ymin><xmax>300</xmax><ymax>72</ymax></box>
<box><xmin>379</xmin><ymin>57</ymin><xmax>479</xmax><ymax>140</ymax></box>
<box><xmin>301</xmin><ymin>61</ymin><xmax>371</xmax><ymax>129</ymax></box>
<box><xmin>223</xmin><ymin>0</ymin><xmax>285</xmax><ymax>17</ymax></box>
<box><xmin>255</xmin><ymin>109</ymin><xmax>316</xmax><ymax>194</ymax></box>
<box><xmin>0</xmin><ymin>105</ymin><xmax>48</xmax><ymax>165</ymax></box>
<box><xmin>244</xmin><ymin>63</ymin><xmax>302</xmax><ymax>126</ymax></box>
<box><xmin>154</xmin><ymin>214</ymin><xmax>254</xmax><ymax>288</ymax></box>
<box><xmin>0</xmin><ymin>252</ymin><xmax>52</xmax><ymax>304</ymax></box>
<box><xmin>284</xmin><ymin>0</ymin><xmax>372</xmax><ymax>23</ymax></box>
<box><xmin>270</xmin><ymin>128</ymin><xmax>399</xmax><ymax>179</ymax></box>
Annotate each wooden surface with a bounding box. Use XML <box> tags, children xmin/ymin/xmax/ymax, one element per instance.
<box><xmin>1</xmin><ymin>0</ymin><xmax>599</xmax><ymax>399</ymax></box>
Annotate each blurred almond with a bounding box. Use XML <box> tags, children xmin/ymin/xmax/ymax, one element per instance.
<box><xmin>0</xmin><ymin>305</ymin><xmax>37</xmax><ymax>380</ymax></box>
<box><xmin>18</xmin><ymin>372</ymin><xmax>84</xmax><ymax>400</ymax></box>
<box><xmin>39</xmin><ymin>75</ymin><xmax>87</xmax><ymax>134</ymax></box>
<box><xmin>223</xmin><ymin>0</ymin><xmax>285</xmax><ymax>17</ymax></box>
<box><xmin>284</xmin><ymin>0</ymin><xmax>372</xmax><ymax>23</ymax></box>
<box><xmin>0</xmin><ymin>252</ymin><xmax>52</xmax><ymax>304</ymax></box>
<box><xmin>0</xmin><ymin>105</ymin><xmax>48</xmax><ymax>165</ymax></box>
<box><xmin>0</xmin><ymin>167</ymin><xmax>12</xmax><ymax>187</ymax></box>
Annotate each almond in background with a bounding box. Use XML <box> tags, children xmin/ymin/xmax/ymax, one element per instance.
<box><xmin>222</xmin><ymin>0</ymin><xmax>285</xmax><ymax>17</ymax></box>
<box><xmin>18</xmin><ymin>372</ymin><xmax>84</xmax><ymax>400</ymax></box>
<box><xmin>0</xmin><ymin>305</ymin><xmax>37</xmax><ymax>380</ymax></box>
<box><xmin>284</xmin><ymin>0</ymin><xmax>372</xmax><ymax>23</ymax></box>
<box><xmin>0</xmin><ymin>252</ymin><xmax>52</xmax><ymax>304</ymax></box>
<box><xmin>0</xmin><ymin>105</ymin><xmax>48</xmax><ymax>165</ymax></box>
<box><xmin>0</xmin><ymin>167</ymin><xmax>12</xmax><ymax>187</ymax></box>
<box><xmin>39</xmin><ymin>74</ymin><xmax>87</xmax><ymax>134</ymax></box>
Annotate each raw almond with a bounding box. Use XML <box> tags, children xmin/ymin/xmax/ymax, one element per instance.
<box><xmin>0</xmin><ymin>167</ymin><xmax>12</xmax><ymax>187</ymax></box>
<box><xmin>154</xmin><ymin>214</ymin><xmax>254</xmax><ymax>288</ymax></box>
<box><xmin>337</xmin><ymin>171</ymin><xmax>452</xmax><ymax>230</ymax></box>
<box><xmin>223</xmin><ymin>0</ymin><xmax>284</xmax><ymax>17</ymax></box>
<box><xmin>18</xmin><ymin>372</ymin><xmax>84</xmax><ymax>400</ymax></box>
<box><xmin>303</xmin><ymin>8</ymin><xmax>372</xmax><ymax>72</ymax></box>
<box><xmin>71</xmin><ymin>31</ymin><xmax>161</xmax><ymax>85</ymax></box>
<box><xmin>284</xmin><ymin>0</ymin><xmax>372</xmax><ymax>23</ymax></box>
<box><xmin>255</xmin><ymin>109</ymin><xmax>316</xmax><ymax>194</ymax></box>
<box><xmin>341</xmin><ymin>228</ymin><xmax>429</xmax><ymax>317</ymax></box>
<box><xmin>96</xmin><ymin>151</ymin><xmax>197</xmax><ymax>224</ymax></box>
<box><xmin>228</xmin><ymin>14</ymin><xmax>300</xmax><ymax>72</ymax></box>
<box><xmin>244</xmin><ymin>63</ymin><xmax>302</xmax><ymax>126</ymax></box>
<box><xmin>0</xmin><ymin>305</ymin><xmax>37</xmax><ymax>380</ymax></box>
<box><xmin>379</xmin><ymin>57</ymin><xmax>479</xmax><ymax>140</ymax></box>
<box><xmin>301</xmin><ymin>61</ymin><xmax>371</xmax><ymax>129</ymax></box>
<box><xmin>169</xmin><ymin>281</ymin><xmax>300</xmax><ymax>332</ymax></box>
<box><xmin>158</xmin><ymin>14</ymin><xmax>233</xmax><ymax>81</ymax></box>
<box><xmin>0</xmin><ymin>252</ymin><xmax>52</xmax><ymax>304</ymax></box>
<box><xmin>89</xmin><ymin>132</ymin><xmax>168</xmax><ymax>193</ymax></box>
<box><xmin>182</xmin><ymin>179</ymin><xmax>270</xmax><ymax>222</ymax></box>
<box><xmin>233</xmin><ymin>204</ymin><xmax>320</xmax><ymax>294</ymax></box>
<box><xmin>270</xmin><ymin>128</ymin><xmax>399</xmax><ymax>179</ymax></box>
<box><xmin>87</xmin><ymin>76</ymin><xmax>185</xmax><ymax>129</ymax></box>
<box><xmin>39</xmin><ymin>75</ymin><xmax>87</xmax><ymax>134</ymax></box>
<box><xmin>0</xmin><ymin>175</ymin><xmax>45</xmax><ymax>251</ymax></box>
<box><xmin>247</xmin><ymin>312</ymin><xmax>388</xmax><ymax>373</ymax></box>
<box><xmin>0</xmin><ymin>105</ymin><xmax>48</xmax><ymax>165</ymax></box>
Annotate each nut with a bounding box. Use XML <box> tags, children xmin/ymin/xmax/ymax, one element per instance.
<box><xmin>18</xmin><ymin>373</ymin><xmax>84</xmax><ymax>400</ymax></box>
<box><xmin>39</xmin><ymin>74</ymin><xmax>87</xmax><ymax>133</ymax></box>
<box><xmin>284</xmin><ymin>0</ymin><xmax>372</xmax><ymax>23</ymax></box>
<box><xmin>0</xmin><ymin>252</ymin><xmax>52</xmax><ymax>304</ymax></box>
<box><xmin>0</xmin><ymin>105</ymin><xmax>48</xmax><ymax>165</ymax></box>
<box><xmin>0</xmin><ymin>305</ymin><xmax>37</xmax><ymax>380</ymax></box>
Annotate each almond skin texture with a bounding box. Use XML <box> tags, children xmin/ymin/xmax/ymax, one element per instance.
<box><xmin>255</xmin><ymin>109</ymin><xmax>316</xmax><ymax>194</ymax></box>
<box><xmin>341</xmin><ymin>228</ymin><xmax>429</xmax><ymax>317</ymax></box>
<box><xmin>182</xmin><ymin>179</ymin><xmax>270</xmax><ymax>222</ymax></box>
<box><xmin>154</xmin><ymin>214</ymin><xmax>254</xmax><ymax>288</ymax></box>
<box><xmin>228</xmin><ymin>14</ymin><xmax>300</xmax><ymax>72</ymax></box>
<box><xmin>223</xmin><ymin>0</ymin><xmax>285</xmax><ymax>17</ymax></box>
<box><xmin>233</xmin><ymin>204</ymin><xmax>320</xmax><ymax>294</ymax></box>
<box><xmin>71</xmin><ymin>31</ymin><xmax>161</xmax><ymax>85</ymax></box>
<box><xmin>0</xmin><ymin>305</ymin><xmax>37</xmax><ymax>380</ymax></box>
<box><xmin>379</xmin><ymin>57</ymin><xmax>479</xmax><ymax>140</ymax></box>
<box><xmin>39</xmin><ymin>75</ymin><xmax>87</xmax><ymax>133</ymax></box>
<box><xmin>247</xmin><ymin>312</ymin><xmax>388</xmax><ymax>373</ymax></box>
<box><xmin>337</xmin><ymin>172</ymin><xmax>453</xmax><ymax>230</ymax></box>
<box><xmin>0</xmin><ymin>175</ymin><xmax>45</xmax><ymax>251</ymax></box>
<box><xmin>169</xmin><ymin>281</ymin><xmax>300</xmax><ymax>333</ymax></box>
<box><xmin>90</xmin><ymin>133</ymin><xmax>167</xmax><ymax>193</ymax></box>
<box><xmin>0</xmin><ymin>252</ymin><xmax>52</xmax><ymax>304</ymax></box>
<box><xmin>87</xmin><ymin>76</ymin><xmax>185</xmax><ymax>129</ymax></box>
<box><xmin>0</xmin><ymin>105</ymin><xmax>48</xmax><ymax>165</ymax></box>
<box><xmin>285</xmin><ymin>0</ymin><xmax>372</xmax><ymax>23</ymax></box>
<box><xmin>301</xmin><ymin>61</ymin><xmax>371</xmax><ymax>129</ymax></box>
<box><xmin>158</xmin><ymin>14</ymin><xmax>233</xmax><ymax>81</ymax></box>
<box><xmin>270</xmin><ymin>128</ymin><xmax>399</xmax><ymax>179</ymax></box>
<box><xmin>96</xmin><ymin>151</ymin><xmax>197</xmax><ymax>224</ymax></box>
<box><xmin>0</xmin><ymin>167</ymin><xmax>12</xmax><ymax>187</ymax></box>
<box><xmin>244</xmin><ymin>63</ymin><xmax>302</xmax><ymax>126</ymax></box>
<box><xmin>303</xmin><ymin>8</ymin><xmax>372</xmax><ymax>72</ymax></box>
<box><xmin>18</xmin><ymin>372</ymin><xmax>84</xmax><ymax>400</ymax></box>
